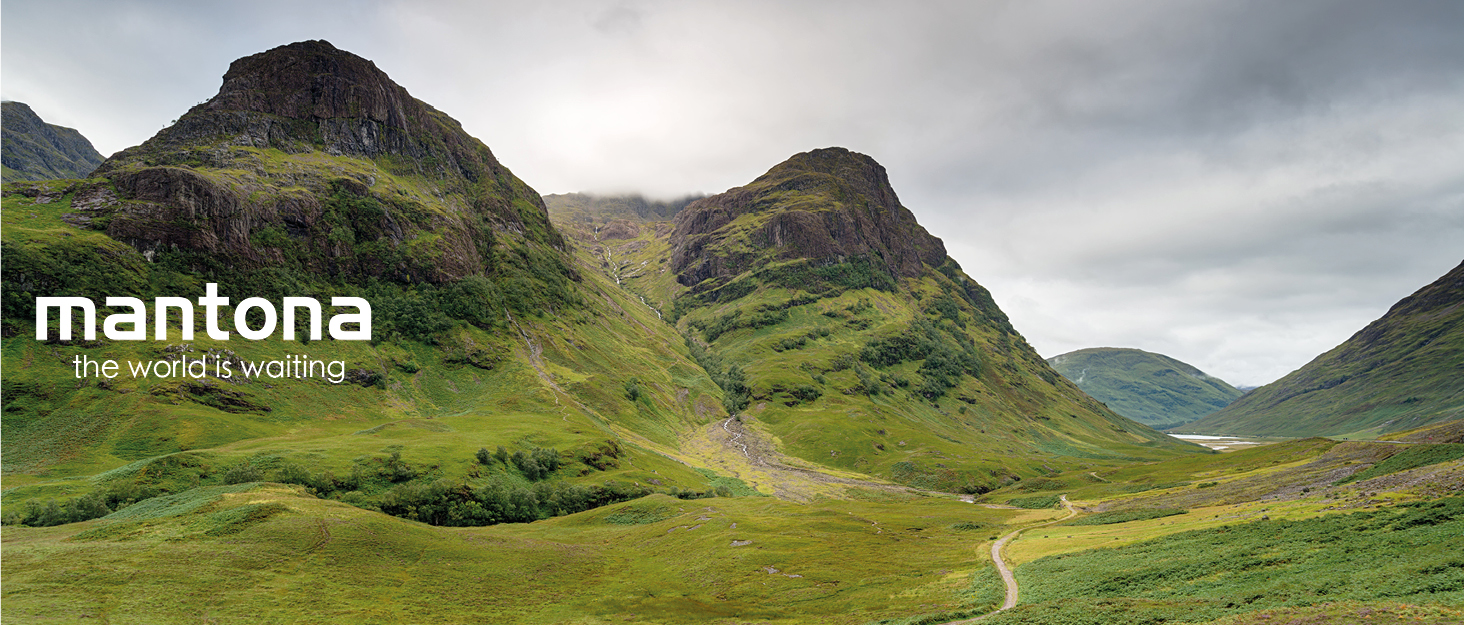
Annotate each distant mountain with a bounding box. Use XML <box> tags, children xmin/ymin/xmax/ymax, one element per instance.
<box><xmin>1184</xmin><ymin>260</ymin><xmax>1464</xmax><ymax>438</ymax></box>
<box><xmin>1</xmin><ymin>101</ymin><xmax>105</xmax><ymax>181</ymax></box>
<box><xmin>545</xmin><ymin>192</ymin><xmax>703</xmax><ymax>224</ymax></box>
<box><xmin>1046</xmin><ymin>347</ymin><xmax>1243</xmax><ymax>430</ymax></box>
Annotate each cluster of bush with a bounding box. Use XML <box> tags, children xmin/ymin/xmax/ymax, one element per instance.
<box><xmin>378</xmin><ymin>476</ymin><xmax>652</xmax><ymax>526</ymax></box>
<box><xmin>5</xmin><ymin>438</ymin><xmax>737</xmax><ymax>529</ymax></box>
<box><xmin>476</xmin><ymin>446</ymin><xmax>562</xmax><ymax>481</ymax></box>
<box><xmin>858</xmin><ymin>316</ymin><xmax>982</xmax><ymax>399</ymax></box>
<box><xmin>3</xmin><ymin>481</ymin><xmax>161</xmax><ymax>527</ymax></box>
<box><xmin>771</xmin><ymin>326</ymin><xmax>832</xmax><ymax>353</ymax></box>
<box><xmin>696</xmin><ymin>307</ymin><xmax>789</xmax><ymax>343</ymax></box>
<box><xmin>760</xmin><ymin>255</ymin><xmax>897</xmax><ymax>294</ymax></box>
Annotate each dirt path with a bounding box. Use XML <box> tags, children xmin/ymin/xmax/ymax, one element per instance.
<box><xmin>947</xmin><ymin>495</ymin><xmax>1078</xmax><ymax>623</ymax></box>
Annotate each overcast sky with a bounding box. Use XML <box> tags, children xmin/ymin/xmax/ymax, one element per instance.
<box><xmin>4</xmin><ymin>0</ymin><xmax>1461</xmax><ymax>387</ymax></box>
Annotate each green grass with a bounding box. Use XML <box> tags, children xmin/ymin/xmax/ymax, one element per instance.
<box><xmin>1338</xmin><ymin>444</ymin><xmax>1464</xmax><ymax>484</ymax></box>
<box><xmin>1006</xmin><ymin>498</ymin><xmax>1464</xmax><ymax>623</ymax></box>
<box><xmin>1063</xmin><ymin>508</ymin><xmax>1186</xmax><ymax>526</ymax></box>
<box><xmin>1</xmin><ymin>485</ymin><xmax>1017</xmax><ymax>624</ymax></box>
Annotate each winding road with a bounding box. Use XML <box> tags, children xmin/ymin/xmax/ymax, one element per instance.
<box><xmin>947</xmin><ymin>495</ymin><xmax>1078</xmax><ymax>623</ymax></box>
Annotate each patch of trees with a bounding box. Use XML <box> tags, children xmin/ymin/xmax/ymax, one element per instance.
<box><xmin>3</xmin><ymin>481</ymin><xmax>161</xmax><ymax>527</ymax></box>
<box><xmin>685</xmin><ymin>334</ymin><xmax>750</xmax><ymax>413</ymax></box>
<box><xmin>378</xmin><ymin>476</ymin><xmax>651</xmax><ymax>526</ymax></box>
<box><xmin>858</xmin><ymin>316</ymin><xmax>982</xmax><ymax>399</ymax></box>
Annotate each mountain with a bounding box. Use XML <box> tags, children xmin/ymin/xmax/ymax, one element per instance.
<box><xmin>1184</xmin><ymin>260</ymin><xmax>1464</xmax><ymax>438</ymax></box>
<box><xmin>1</xmin><ymin>101</ymin><xmax>105</xmax><ymax>181</ymax></box>
<box><xmin>78</xmin><ymin>39</ymin><xmax>562</xmax><ymax>284</ymax></box>
<box><xmin>553</xmin><ymin>147</ymin><xmax>1202</xmax><ymax>494</ymax></box>
<box><xmin>544</xmin><ymin>192</ymin><xmax>703</xmax><ymax>225</ymax></box>
<box><xmin>1046</xmin><ymin>347</ymin><xmax>1244</xmax><ymax>430</ymax></box>
<box><xmin>2</xmin><ymin>41</ymin><xmax>726</xmax><ymax>506</ymax></box>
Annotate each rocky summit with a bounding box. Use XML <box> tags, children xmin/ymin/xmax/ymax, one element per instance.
<box><xmin>562</xmin><ymin>147</ymin><xmax>1197</xmax><ymax>495</ymax></box>
<box><xmin>73</xmin><ymin>40</ymin><xmax>558</xmax><ymax>284</ymax></box>
<box><xmin>670</xmin><ymin>147</ymin><xmax>947</xmax><ymax>292</ymax></box>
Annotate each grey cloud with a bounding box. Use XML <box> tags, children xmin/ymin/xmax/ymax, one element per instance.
<box><xmin>3</xmin><ymin>0</ymin><xmax>1460</xmax><ymax>386</ymax></box>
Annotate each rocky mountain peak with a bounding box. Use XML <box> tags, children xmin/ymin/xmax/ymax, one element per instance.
<box><xmin>70</xmin><ymin>41</ymin><xmax>560</xmax><ymax>284</ymax></box>
<box><xmin>669</xmin><ymin>147</ymin><xmax>947</xmax><ymax>291</ymax></box>
<box><xmin>202</xmin><ymin>40</ymin><xmax>418</xmax><ymax>130</ymax></box>
<box><xmin>97</xmin><ymin>40</ymin><xmax>483</xmax><ymax>167</ymax></box>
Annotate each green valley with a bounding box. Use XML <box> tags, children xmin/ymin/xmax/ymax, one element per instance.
<box><xmin>3</xmin><ymin>40</ymin><xmax>1462</xmax><ymax>625</ymax></box>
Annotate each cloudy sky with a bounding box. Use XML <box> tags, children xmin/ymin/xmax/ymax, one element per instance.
<box><xmin>4</xmin><ymin>0</ymin><xmax>1461</xmax><ymax>387</ymax></box>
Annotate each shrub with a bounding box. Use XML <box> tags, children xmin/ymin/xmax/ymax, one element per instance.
<box><xmin>223</xmin><ymin>462</ymin><xmax>265</xmax><ymax>485</ymax></box>
<box><xmin>1066</xmin><ymin>508</ymin><xmax>1186</xmax><ymax>526</ymax></box>
<box><xmin>1008</xmin><ymin>495</ymin><xmax>1061</xmax><ymax>509</ymax></box>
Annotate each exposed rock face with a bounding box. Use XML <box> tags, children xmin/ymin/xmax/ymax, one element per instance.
<box><xmin>102</xmin><ymin>41</ymin><xmax>473</xmax><ymax>164</ymax></box>
<box><xmin>597</xmin><ymin>221</ymin><xmax>641</xmax><ymax>240</ymax></box>
<box><xmin>669</xmin><ymin>147</ymin><xmax>947</xmax><ymax>288</ymax></box>
<box><xmin>80</xmin><ymin>40</ymin><xmax>559</xmax><ymax>283</ymax></box>
<box><xmin>1</xmin><ymin>101</ymin><xmax>105</xmax><ymax>181</ymax></box>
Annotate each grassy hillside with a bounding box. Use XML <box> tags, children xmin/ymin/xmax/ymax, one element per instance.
<box><xmin>1184</xmin><ymin>260</ymin><xmax>1464</xmax><ymax>438</ymax></box>
<box><xmin>995</xmin><ymin>498</ymin><xmax>1464</xmax><ymax>624</ymax></box>
<box><xmin>1047</xmin><ymin>347</ymin><xmax>1244</xmax><ymax>429</ymax></box>
<box><xmin>1</xmin><ymin>183</ymin><xmax>731</xmax><ymax>504</ymax></box>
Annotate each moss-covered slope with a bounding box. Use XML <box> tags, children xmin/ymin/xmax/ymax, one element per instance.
<box><xmin>1047</xmin><ymin>347</ymin><xmax>1244</xmax><ymax>430</ymax></box>
<box><xmin>1185</xmin><ymin>260</ymin><xmax>1464</xmax><ymax>438</ymax></box>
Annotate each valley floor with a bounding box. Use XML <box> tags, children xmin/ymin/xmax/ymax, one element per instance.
<box><xmin>5</xmin><ymin>425</ymin><xmax>1463</xmax><ymax>624</ymax></box>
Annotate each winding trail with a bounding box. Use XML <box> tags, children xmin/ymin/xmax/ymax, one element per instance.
<box><xmin>947</xmin><ymin>495</ymin><xmax>1078</xmax><ymax>623</ymax></box>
